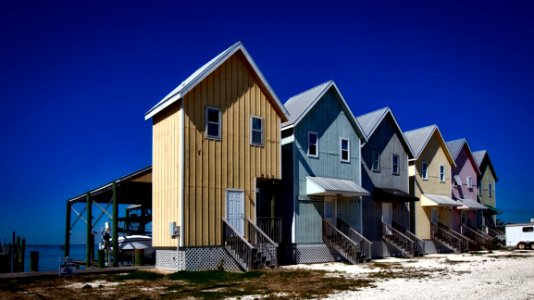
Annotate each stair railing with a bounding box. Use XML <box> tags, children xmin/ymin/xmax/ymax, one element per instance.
<box><xmin>256</xmin><ymin>217</ymin><xmax>282</xmax><ymax>243</ymax></box>
<box><xmin>247</xmin><ymin>219</ymin><xmax>278</xmax><ymax>268</ymax></box>
<box><xmin>486</xmin><ymin>227</ymin><xmax>506</xmax><ymax>242</ymax></box>
<box><xmin>446</xmin><ymin>225</ymin><xmax>472</xmax><ymax>252</ymax></box>
<box><xmin>431</xmin><ymin>223</ymin><xmax>462</xmax><ymax>253</ymax></box>
<box><xmin>337</xmin><ymin>218</ymin><xmax>372</xmax><ymax>261</ymax></box>
<box><xmin>392</xmin><ymin>222</ymin><xmax>425</xmax><ymax>255</ymax></box>
<box><xmin>323</xmin><ymin>219</ymin><xmax>360</xmax><ymax>264</ymax></box>
<box><xmin>382</xmin><ymin>220</ymin><xmax>415</xmax><ymax>257</ymax></box>
<box><xmin>222</xmin><ymin>218</ymin><xmax>254</xmax><ymax>271</ymax></box>
<box><xmin>461</xmin><ymin>225</ymin><xmax>492</xmax><ymax>249</ymax></box>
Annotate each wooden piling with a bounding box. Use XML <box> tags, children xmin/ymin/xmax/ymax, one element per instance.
<box><xmin>30</xmin><ymin>251</ymin><xmax>38</xmax><ymax>272</ymax></box>
<box><xmin>112</xmin><ymin>182</ymin><xmax>119</xmax><ymax>267</ymax></box>
<box><xmin>65</xmin><ymin>201</ymin><xmax>71</xmax><ymax>257</ymax></box>
<box><xmin>86</xmin><ymin>193</ymin><xmax>92</xmax><ymax>268</ymax></box>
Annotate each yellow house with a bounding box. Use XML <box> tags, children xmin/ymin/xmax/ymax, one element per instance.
<box><xmin>405</xmin><ymin>125</ymin><xmax>465</xmax><ymax>253</ymax></box>
<box><xmin>145</xmin><ymin>42</ymin><xmax>289</xmax><ymax>271</ymax></box>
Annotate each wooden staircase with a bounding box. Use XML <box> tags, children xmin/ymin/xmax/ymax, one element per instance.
<box><xmin>382</xmin><ymin>221</ymin><xmax>425</xmax><ymax>257</ymax></box>
<box><xmin>222</xmin><ymin>219</ymin><xmax>278</xmax><ymax>271</ymax></box>
<box><xmin>431</xmin><ymin>223</ymin><xmax>470</xmax><ymax>253</ymax></box>
<box><xmin>392</xmin><ymin>222</ymin><xmax>425</xmax><ymax>256</ymax></box>
<box><xmin>461</xmin><ymin>225</ymin><xmax>494</xmax><ymax>250</ymax></box>
<box><xmin>322</xmin><ymin>219</ymin><xmax>371</xmax><ymax>264</ymax></box>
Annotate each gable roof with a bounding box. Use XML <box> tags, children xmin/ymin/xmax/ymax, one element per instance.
<box><xmin>356</xmin><ymin>107</ymin><xmax>415</xmax><ymax>158</ymax></box>
<box><xmin>404</xmin><ymin>124</ymin><xmax>455</xmax><ymax>166</ymax></box>
<box><xmin>473</xmin><ymin>150</ymin><xmax>498</xmax><ymax>181</ymax></box>
<box><xmin>281</xmin><ymin>80</ymin><xmax>366</xmax><ymax>140</ymax></box>
<box><xmin>145</xmin><ymin>41</ymin><xmax>289</xmax><ymax>120</ymax></box>
<box><xmin>446</xmin><ymin>138</ymin><xmax>481</xmax><ymax>175</ymax></box>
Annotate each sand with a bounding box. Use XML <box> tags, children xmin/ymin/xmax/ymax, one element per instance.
<box><xmin>283</xmin><ymin>250</ymin><xmax>534</xmax><ymax>300</ymax></box>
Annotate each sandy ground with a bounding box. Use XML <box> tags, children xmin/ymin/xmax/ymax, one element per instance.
<box><xmin>283</xmin><ymin>250</ymin><xmax>534</xmax><ymax>300</ymax></box>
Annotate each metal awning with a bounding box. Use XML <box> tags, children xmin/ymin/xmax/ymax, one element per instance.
<box><xmin>421</xmin><ymin>194</ymin><xmax>460</xmax><ymax>207</ymax></box>
<box><xmin>484</xmin><ymin>204</ymin><xmax>502</xmax><ymax>215</ymax></box>
<box><xmin>456</xmin><ymin>198</ymin><xmax>487</xmax><ymax>210</ymax></box>
<box><xmin>374</xmin><ymin>187</ymin><xmax>419</xmax><ymax>202</ymax></box>
<box><xmin>306</xmin><ymin>176</ymin><xmax>369</xmax><ymax>197</ymax></box>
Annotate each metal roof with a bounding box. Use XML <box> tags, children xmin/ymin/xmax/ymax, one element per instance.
<box><xmin>404</xmin><ymin>124</ymin><xmax>455</xmax><ymax>166</ymax></box>
<box><xmin>421</xmin><ymin>194</ymin><xmax>460</xmax><ymax>207</ymax></box>
<box><xmin>145</xmin><ymin>41</ymin><xmax>289</xmax><ymax>120</ymax></box>
<box><xmin>472</xmin><ymin>150</ymin><xmax>498</xmax><ymax>181</ymax></box>
<box><xmin>356</xmin><ymin>107</ymin><xmax>415</xmax><ymax>158</ymax></box>
<box><xmin>446</xmin><ymin>138</ymin><xmax>481</xmax><ymax>175</ymax></box>
<box><xmin>281</xmin><ymin>81</ymin><xmax>366</xmax><ymax>141</ymax></box>
<box><xmin>456</xmin><ymin>198</ymin><xmax>487</xmax><ymax>210</ymax></box>
<box><xmin>306</xmin><ymin>176</ymin><xmax>369</xmax><ymax>197</ymax></box>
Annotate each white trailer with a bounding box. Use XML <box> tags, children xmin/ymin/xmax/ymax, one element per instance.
<box><xmin>505</xmin><ymin>223</ymin><xmax>534</xmax><ymax>249</ymax></box>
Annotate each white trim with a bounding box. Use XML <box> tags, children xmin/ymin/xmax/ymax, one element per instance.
<box><xmin>439</xmin><ymin>164</ymin><xmax>445</xmax><ymax>182</ymax></box>
<box><xmin>281</xmin><ymin>135</ymin><xmax>294</xmax><ymax>145</ymax></box>
<box><xmin>250</xmin><ymin>115</ymin><xmax>264</xmax><ymax>146</ymax></box>
<box><xmin>421</xmin><ymin>161</ymin><xmax>428</xmax><ymax>180</ymax></box>
<box><xmin>179</xmin><ymin>104</ymin><xmax>185</xmax><ymax>247</ymax></box>
<box><xmin>371</xmin><ymin>149</ymin><xmax>380</xmax><ymax>172</ymax></box>
<box><xmin>339</xmin><ymin>137</ymin><xmax>350</xmax><ymax>163</ymax></box>
<box><xmin>205</xmin><ymin>106</ymin><xmax>221</xmax><ymax>140</ymax></box>
<box><xmin>392</xmin><ymin>153</ymin><xmax>400</xmax><ymax>175</ymax></box>
<box><xmin>308</xmin><ymin>131</ymin><xmax>319</xmax><ymax>158</ymax></box>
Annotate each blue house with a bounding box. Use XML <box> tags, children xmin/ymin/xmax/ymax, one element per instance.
<box><xmin>356</xmin><ymin>107</ymin><xmax>421</xmax><ymax>258</ymax></box>
<box><xmin>280</xmin><ymin>81</ymin><xmax>370</xmax><ymax>264</ymax></box>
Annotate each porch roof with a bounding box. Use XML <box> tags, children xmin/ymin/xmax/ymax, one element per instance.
<box><xmin>306</xmin><ymin>176</ymin><xmax>369</xmax><ymax>197</ymax></box>
<box><xmin>374</xmin><ymin>187</ymin><xmax>419</xmax><ymax>202</ymax></box>
<box><xmin>421</xmin><ymin>194</ymin><xmax>460</xmax><ymax>207</ymax></box>
<box><xmin>484</xmin><ymin>204</ymin><xmax>502</xmax><ymax>215</ymax></box>
<box><xmin>456</xmin><ymin>198</ymin><xmax>487</xmax><ymax>210</ymax></box>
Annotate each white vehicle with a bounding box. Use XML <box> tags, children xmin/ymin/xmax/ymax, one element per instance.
<box><xmin>505</xmin><ymin>223</ymin><xmax>534</xmax><ymax>250</ymax></box>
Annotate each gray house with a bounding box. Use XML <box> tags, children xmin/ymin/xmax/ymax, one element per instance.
<box><xmin>356</xmin><ymin>107</ymin><xmax>422</xmax><ymax>258</ymax></box>
<box><xmin>280</xmin><ymin>81</ymin><xmax>370</xmax><ymax>264</ymax></box>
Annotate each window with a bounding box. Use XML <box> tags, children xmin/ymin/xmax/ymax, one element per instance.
<box><xmin>392</xmin><ymin>154</ymin><xmax>399</xmax><ymax>175</ymax></box>
<box><xmin>477</xmin><ymin>181</ymin><xmax>482</xmax><ymax>196</ymax></box>
<box><xmin>308</xmin><ymin>132</ymin><xmax>318</xmax><ymax>157</ymax></box>
<box><xmin>340</xmin><ymin>138</ymin><xmax>350</xmax><ymax>163</ymax></box>
<box><xmin>371</xmin><ymin>150</ymin><xmax>380</xmax><ymax>172</ymax></box>
<box><xmin>250</xmin><ymin>116</ymin><xmax>263</xmax><ymax>146</ymax></box>
<box><xmin>205</xmin><ymin>107</ymin><xmax>221</xmax><ymax>139</ymax></box>
<box><xmin>421</xmin><ymin>161</ymin><xmax>428</xmax><ymax>180</ymax></box>
<box><xmin>454</xmin><ymin>175</ymin><xmax>462</xmax><ymax>186</ymax></box>
<box><xmin>467</xmin><ymin>176</ymin><xmax>473</xmax><ymax>189</ymax></box>
<box><xmin>489</xmin><ymin>183</ymin><xmax>493</xmax><ymax>197</ymax></box>
<box><xmin>439</xmin><ymin>165</ymin><xmax>445</xmax><ymax>182</ymax></box>
<box><xmin>523</xmin><ymin>227</ymin><xmax>534</xmax><ymax>233</ymax></box>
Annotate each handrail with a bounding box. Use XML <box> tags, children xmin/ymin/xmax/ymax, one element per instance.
<box><xmin>222</xmin><ymin>218</ymin><xmax>254</xmax><ymax>271</ymax></box>
<box><xmin>382</xmin><ymin>221</ymin><xmax>415</xmax><ymax>257</ymax></box>
<box><xmin>398</xmin><ymin>227</ymin><xmax>425</xmax><ymax>255</ymax></box>
<box><xmin>247</xmin><ymin>219</ymin><xmax>278</xmax><ymax>268</ymax></box>
<box><xmin>487</xmin><ymin>227</ymin><xmax>505</xmax><ymax>241</ymax></box>
<box><xmin>462</xmin><ymin>225</ymin><xmax>492</xmax><ymax>249</ymax></box>
<box><xmin>431</xmin><ymin>223</ymin><xmax>462</xmax><ymax>253</ymax></box>
<box><xmin>438</xmin><ymin>222</ymin><xmax>471</xmax><ymax>249</ymax></box>
<box><xmin>337</xmin><ymin>218</ymin><xmax>372</xmax><ymax>260</ymax></box>
<box><xmin>257</xmin><ymin>217</ymin><xmax>282</xmax><ymax>243</ymax></box>
<box><xmin>323</xmin><ymin>219</ymin><xmax>361</xmax><ymax>264</ymax></box>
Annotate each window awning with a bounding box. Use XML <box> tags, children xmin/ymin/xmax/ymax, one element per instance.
<box><xmin>484</xmin><ymin>204</ymin><xmax>502</xmax><ymax>215</ymax></box>
<box><xmin>374</xmin><ymin>187</ymin><xmax>419</xmax><ymax>202</ymax></box>
<box><xmin>306</xmin><ymin>176</ymin><xmax>369</xmax><ymax>197</ymax></box>
<box><xmin>421</xmin><ymin>194</ymin><xmax>460</xmax><ymax>207</ymax></box>
<box><xmin>456</xmin><ymin>198</ymin><xmax>487</xmax><ymax>210</ymax></box>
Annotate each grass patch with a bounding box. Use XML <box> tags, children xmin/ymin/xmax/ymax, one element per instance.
<box><xmin>169</xmin><ymin>270</ymin><xmax>262</xmax><ymax>284</ymax></box>
<box><xmin>114</xmin><ymin>270</ymin><xmax>164</xmax><ymax>281</ymax></box>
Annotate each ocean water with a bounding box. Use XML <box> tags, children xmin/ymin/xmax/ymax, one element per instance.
<box><xmin>23</xmin><ymin>244</ymin><xmax>90</xmax><ymax>272</ymax></box>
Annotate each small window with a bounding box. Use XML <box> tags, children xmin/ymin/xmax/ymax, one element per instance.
<box><xmin>454</xmin><ymin>175</ymin><xmax>462</xmax><ymax>186</ymax></box>
<box><xmin>250</xmin><ymin>116</ymin><xmax>263</xmax><ymax>146</ymax></box>
<box><xmin>308</xmin><ymin>132</ymin><xmax>318</xmax><ymax>157</ymax></box>
<box><xmin>392</xmin><ymin>154</ymin><xmax>399</xmax><ymax>175</ymax></box>
<box><xmin>489</xmin><ymin>183</ymin><xmax>493</xmax><ymax>197</ymax></box>
<box><xmin>340</xmin><ymin>138</ymin><xmax>350</xmax><ymax>163</ymax></box>
<box><xmin>523</xmin><ymin>227</ymin><xmax>534</xmax><ymax>233</ymax></box>
<box><xmin>421</xmin><ymin>161</ymin><xmax>428</xmax><ymax>180</ymax></box>
<box><xmin>478</xmin><ymin>181</ymin><xmax>482</xmax><ymax>196</ymax></box>
<box><xmin>205</xmin><ymin>107</ymin><xmax>221</xmax><ymax>139</ymax></box>
<box><xmin>467</xmin><ymin>176</ymin><xmax>473</xmax><ymax>189</ymax></box>
<box><xmin>371</xmin><ymin>150</ymin><xmax>380</xmax><ymax>172</ymax></box>
<box><xmin>439</xmin><ymin>165</ymin><xmax>445</xmax><ymax>182</ymax></box>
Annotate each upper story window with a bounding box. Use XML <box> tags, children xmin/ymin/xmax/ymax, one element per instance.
<box><xmin>205</xmin><ymin>107</ymin><xmax>221</xmax><ymax>139</ymax></box>
<box><xmin>421</xmin><ymin>161</ymin><xmax>428</xmax><ymax>180</ymax></box>
<box><xmin>466</xmin><ymin>176</ymin><xmax>473</xmax><ymax>189</ymax></box>
<box><xmin>478</xmin><ymin>181</ymin><xmax>482</xmax><ymax>196</ymax></box>
<box><xmin>371</xmin><ymin>150</ymin><xmax>380</xmax><ymax>172</ymax></box>
<box><xmin>308</xmin><ymin>132</ymin><xmax>318</xmax><ymax>157</ymax></box>
<box><xmin>250</xmin><ymin>116</ymin><xmax>263</xmax><ymax>146</ymax></box>
<box><xmin>454</xmin><ymin>175</ymin><xmax>462</xmax><ymax>186</ymax></box>
<box><xmin>392</xmin><ymin>154</ymin><xmax>399</xmax><ymax>175</ymax></box>
<box><xmin>489</xmin><ymin>183</ymin><xmax>493</xmax><ymax>197</ymax></box>
<box><xmin>340</xmin><ymin>138</ymin><xmax>350</xmax><ymax>163</ymax></box>
<box><xmin>439</xmin><ymin>165</ymin><xmax>445</xmax><ymax>182</ymax></box>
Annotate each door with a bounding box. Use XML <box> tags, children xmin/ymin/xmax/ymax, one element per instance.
<box><xmin>324</xmin><ymin>196</ymin><xmax>336</xmax><ymax>224</ymax></box>
<box><xmin>227</xmin><ymin>190</ymin><xmax>245</xmax><ymax>236</ymax></box>
<box><xmin>431</xmin><ymin>207</ymin><xmax>438</xmax><ymax>224</ymax></box>
<box><xmin>382</xmin><ymin>202</ymin><xmax>393</xmax><ymax>235</ymax></box>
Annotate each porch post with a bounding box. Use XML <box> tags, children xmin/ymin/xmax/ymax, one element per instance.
<box><xmin>65</xmin><ymin>201</ymin><xmax>71</xmax><ymax>257</ymax></box>
<box><xmin>112</xmin><ymin>181</ymin><xmax>119</xmax><ymax>267</ymax></box>
<box><xmin>86</xmin><ymin>193</ymin><xmax>92</xmax><ymax>267</ymax></box>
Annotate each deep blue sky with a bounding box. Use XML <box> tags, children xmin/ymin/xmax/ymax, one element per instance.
<box><xmin>1</xmin><ymin>0</ymin><xmax>533</xmax><ymax>245</ymax></box>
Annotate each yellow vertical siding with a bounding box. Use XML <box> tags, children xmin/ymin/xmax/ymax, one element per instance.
<box><xmin>152</xmin><ymin>103</ymin><xmax>181</xmax><ymax>247</ymax></box>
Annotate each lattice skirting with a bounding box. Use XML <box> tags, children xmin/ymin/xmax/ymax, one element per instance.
<box><xmin>155</xmin><ymin>247</ymin><xmax>242</xmax><ymax>271</ymax></box>
<box><xmin>294</xmin><ymin>244</ymin><xmax>342</xmax><ymax>264</ymax></box>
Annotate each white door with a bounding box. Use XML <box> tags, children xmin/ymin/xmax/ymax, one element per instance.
<box><xmin>431</xmin><ymin>207</ymin><xmax>438</xmax><ymax>224</ymax></box>
<box><xmin>324</xmin><ymin>196</ymin><xmax>336</xmax><ymax>224</ymax></box>
<box><xmin>227</xmin><ymin>190</ymin><xmax>245</xmax><ymax>236</ymax></box>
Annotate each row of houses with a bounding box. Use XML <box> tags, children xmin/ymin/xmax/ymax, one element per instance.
<box><xmin>144</xmin><ymin>42</ymin><xmax>500</xmax><ymax>271</ymax></box>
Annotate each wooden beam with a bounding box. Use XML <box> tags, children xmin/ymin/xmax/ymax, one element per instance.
<box><xmin>65</xmin><ymin>201</ymin><xmax>71</xmax><ymax>257</ymax></box>
<box><xmin>112</xmin><ymin>181</ymin><xmax>119</xmax><ymax>267</ymax></box>
<box><xmin>86</xmin><ymin>193</ymin><xmax>92</xmax><ymax>267</ymax></box>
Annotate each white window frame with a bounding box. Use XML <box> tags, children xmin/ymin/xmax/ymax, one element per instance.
<box><xmin>205</xmin><ymin>106</ymin><xmax>221</xmax><ymax>140</ymax></box>
<box><xmin>454</xmin><ymin>175</ymin><xmax>463</xmax><ymax>186</ymax></box>
<box><xmin>421</xmin><ymin>161</ymin><xmax>428</xmax><ymax>180</ymax></box>
<box><xmin>250</xmin><ymin>116</ymin><xmax>264</xmax><ymax>146</ymax></box>
<box><xmin>478</xmin><ymin>181</ymin><xmax>482</xmax><ymax>196</ymax></box>
<box><xmin>371</xmin><ymin>150</ymin><xmax>380</xmax><ymax>172</ymax></box>
<box><xmin>392</xmin><ymin>154</ymin><xmax>400</xmax><ymax>175</ymax></box>
<box><xmin>466</xmin><ymin>176</ymin><xmax>473</xmax><ymax>189</ymax></box>
<box><xmin>439</xmin><ymin>165</ymin><xmax>445</xmax><ymax>182</ymax></box>
<box><xmin>339</xmin><ymin>138</ymin><xmax>350</xmax><ymax>163</ymax></box>
<box><xmin>308</xmin><ymin>132</ymin><xmax>319</xmax><ymax>158</ymax></box>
